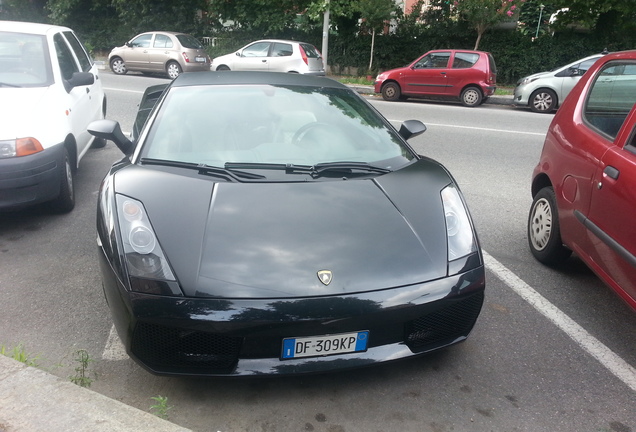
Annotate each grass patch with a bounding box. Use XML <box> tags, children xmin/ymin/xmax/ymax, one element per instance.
<box><xmin>0</xmin><ymin>344</ymin><xmax>39</xmax><ymax>367</ymax></box>
<box><xmin>333</xmin><ymin>76</ymin><xmax>375</xmax><ymax>86</ymax></box>
<box><xmin>150</xmin><ymin>395</ymin><xmax>173</xmax><ymax>420</ymax></box>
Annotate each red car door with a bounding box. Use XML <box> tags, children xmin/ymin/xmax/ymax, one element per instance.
<box><xmin>584</xmin><ymin>107</ymin><xmax>636</xmax><ymax>307</ymax></box>
<box><xmin>400</xmin><ymin>51</ymin><xmax>451</xmax><ymax>96</ymax></box>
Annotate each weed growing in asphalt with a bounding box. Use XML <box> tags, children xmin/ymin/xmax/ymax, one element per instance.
<box><xmin>69</xmin><ymin>349</ymin><xmax>94</xmax><ymax>388</ymax></box>
<box><xmin>0</xmin><ymin>343</ymin><xmax>39</xmax><ymax>367</ymax></box>
<box><xmin>150</xmin><ymin>395</ymin><xmax>172</xmax><ymax>420</ymax></box>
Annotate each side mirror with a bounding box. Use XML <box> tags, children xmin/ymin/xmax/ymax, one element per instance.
<box><xmin>63</xmin><ymin>71</ymin><xmax>94</xmax><ymax>93</ymax></box>
<box><xmin>236</xmin><ymin>51</ymin><xmax>241</xmax><ymax>57</ymax></box>
<box><xmin>88</xmin><ymin>119</ymin><xmax>134</xmax><ymax>156</ymax></box>
<box><xmin>399</xmin><ymin>120</ymin><xmax>427</xmax><ymax>141</ymax></box>
<box><xmin>125</xmin><ymin>42</ymin><xmax>132</xmax><ymax>47</ymax></box>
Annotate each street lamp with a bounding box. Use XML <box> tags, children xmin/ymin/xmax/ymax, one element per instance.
<box><xmin>535</xmin><ymin>4</ymin><xmax>545</xmax><ymax>39</ymax></box>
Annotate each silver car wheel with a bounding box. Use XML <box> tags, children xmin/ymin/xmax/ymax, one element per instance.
<box><xmin>110</xmin><ymin>58</ymin><xmax>126</xmax><ymax>75</ymax></box>
<box><xmin>529</xmin><ymin>197</ymin><xmax>552</xmax><ymax>251</ymax></box>
<box><xmin>167</xmin><ymin>62</ymin><xmax>182</xmax><ymax>79</ymax></box>
<box><xmin>530</xmin><ymin>89</ymin><xmax>557</xmax><ymax>113</ymax></box>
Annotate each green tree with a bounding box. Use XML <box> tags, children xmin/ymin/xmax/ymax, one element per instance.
<box><xmin>207</xmin><ymin>0</ymin><xmax>313</xmax><ymax>34</ymax></box>
<box><xmin>48</xmin><ymin>0</ymin><xmax>122</xmax><ymax>50</ymax></box>
<box><xmin>110</xmin><ymin>0</ymin><xmax>208</xmax><ymax>35</ymax></box>
<box><xmin>453</xmin><ymin>0</ymin><xmax>525</xmax><ymax>49</ymax></box>
<box><xmin>354</xmin><ymin>0</ymin><xmax>399</xmax><ymax>73</ymax></box>
<box><xmin>540</xmin><ymin>0</ymin><xmax>636</xmax><ymax>38</ymax></box>
<box><xmin>0</xmin><ymin>0</ymin><xmax>48</xmax><ymax>22</ymax></box>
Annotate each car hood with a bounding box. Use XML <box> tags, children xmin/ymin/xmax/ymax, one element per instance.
<box><xmin>0</xmin><ymin>86</ymin><xmax>55</xmax><ymax>140</ymax></box>
<box><xmin>519</xmin><ymin>70</ymin><xmax>554</xmax><ymax>83</ymax></box>
<box><xmin>113</xmin><ymin>160</ymin><xmax>453</xmax><ymax>298</ymax></box>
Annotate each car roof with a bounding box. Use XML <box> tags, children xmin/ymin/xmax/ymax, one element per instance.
<box><xmin>428</xmin><ymin>49</ymin><xmax>490</xmax><ymax>54</ymax></box>
<box><xmin>251</xmin><ymin>39</ymin><xmax>314</xmax><ymax>45</ymax></box>
<box><xmin>136</xmin><ymin>31</ymin><xmax>189</xmax><ymax>36</ymax></box>
<box><xmin>171</xmin><ymin>71</ymin><xmax>347</xmax><ymax>89</ymax></box>
<box><xmin>0</xmin><ymin>20</ymin><xmax>72</xmax><ymax>35</ymax></box>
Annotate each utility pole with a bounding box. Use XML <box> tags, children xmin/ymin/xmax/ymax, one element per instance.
<box><xmin>321</xmin><ymin>0</ymin><xmax>330</xmax><ymax>73</ymax></box>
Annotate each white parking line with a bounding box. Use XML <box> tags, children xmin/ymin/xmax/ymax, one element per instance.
<box><xmin>101</xmin><ymin>252</ymin><xmax>636</xmax><ymax>394</ymax></box>
<box><xmin>102</xmin><ymin>87</ymin><xmax>144</xmax><ymax>94</ymax></box>
<box><xmin>102</xmin><ymin>324</ymin><xmax>128</xmax><ymax>361</ymax></box>
<box><xmin>387</xmin><ymin>119</ymin><xmax>546</xmax><ymax>136</ymax></box>
<box><xmin>484</xmin><ymin>250</ymin><xmax>636</xmax><ymax>393</ymax></box>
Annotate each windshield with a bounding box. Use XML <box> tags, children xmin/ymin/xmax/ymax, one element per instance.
<box><xmin>0</xmin><ymin>32</ymin><xmax>53</xmax><ymax>87</ymax></box>
<box><xmin>139</xmin><ymin>84</ymin><xmax>415</xmax><ymax>177</ymax></box>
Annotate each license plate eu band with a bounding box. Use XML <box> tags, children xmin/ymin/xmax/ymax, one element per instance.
<box><xmin>281</xmin><ymin>331</ymin><xmax>369</xmax><ymax>359</ymax></box>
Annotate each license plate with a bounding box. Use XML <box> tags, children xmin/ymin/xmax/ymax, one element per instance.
<box><xmin>195</xmin><ymin>56</ymin><xmax>206</xmax><ymax>62</ymax></box>
<box><xmin>281</xmin><ymin>331</ymin><xmax>369</xmax><ymax>359</ymax></box>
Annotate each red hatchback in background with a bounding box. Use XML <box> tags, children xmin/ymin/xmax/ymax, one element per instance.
<box><xmin>374</xmin><ymin>49</ymin><xmax>497</xmax><ymax>107</ymax></box>
<box><xmin>528</xmin><ymin>50</ymin><xmax>636</xmax><ymax>310</ymax></box>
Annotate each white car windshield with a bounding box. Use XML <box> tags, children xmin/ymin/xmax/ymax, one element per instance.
<box><xmin>0</xmin><ymin>32</ymin><xmax>52</xmax><ymax>87</ymax></box>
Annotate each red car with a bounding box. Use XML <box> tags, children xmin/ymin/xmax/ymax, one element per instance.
<box><xmin>374</xmin><ymin>49</ymin><xmax>497</xmax><ymax>107</ymax></box>
<box><xmin>528</xmin><ymin>50</ymin><xmax>636</xmax><ymax>310</ymax></box>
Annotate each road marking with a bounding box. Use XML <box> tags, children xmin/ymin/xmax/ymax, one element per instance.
<box><xmin>102</xmin><ymin>325</ymin><xmax>128</xmax><ymax>361</ymax></box>
<box><xmin>484</xmin><ymin>250</ymin><xmax>636</xmax><ymax>393</ymax></box>
<box><xmin>387</xmin><ymin>119</ymin><xmax>545</xmax><ymax>136</ymax></box>
<box><xmin>102</xmin><ymin>87</ymin><xmax>144</xmax><ymax>94</ymax></box>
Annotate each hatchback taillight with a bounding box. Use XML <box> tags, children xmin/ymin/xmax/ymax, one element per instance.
<box><xmin>299</xmin><ymin>45</ymin><xmax>308</xmax><ymax>65</ymax></box>
<box><xmin>182</xmin><ymin>52</ymin><xmax>190</xmax><ymax>63</ymax></box>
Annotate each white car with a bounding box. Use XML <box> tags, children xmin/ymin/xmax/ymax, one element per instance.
<box><xmin>211</xmin><ymin>39</ymin><xmax>325</xmax><ymax>75</ymax></box>
<box><xmin>0</xmin><ymin>21</ymin><xmax>106</xmax><ymax>212</ymax></box>
<box><xmin>513</xmin><ymin>53</ymin><xmax>604</xmax><ymax>113</ymax></box>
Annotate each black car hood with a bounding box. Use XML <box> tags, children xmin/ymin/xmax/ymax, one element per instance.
<box><xmin>114</xmin><ymin>159</ymin><xmax>453</xmax><ymax>298</ymax></box>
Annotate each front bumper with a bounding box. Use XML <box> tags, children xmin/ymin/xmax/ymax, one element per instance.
<box><xmin>512</xmin><ymin>85</ymin><xmax>530</xmax><ymax>106</ymax></box>
<box><xmin>0</xmin><ymin>143</ymin><xmax>64</xmax><ymax>210</ymax></box>
<box><xmin>99</xmin><ymin>248</ymin><xmax>485</xmax><ymax>376</ymax></box>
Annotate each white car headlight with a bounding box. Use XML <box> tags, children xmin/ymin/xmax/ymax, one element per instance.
<box><xmin>441</xmin><ymin>184</ymin><xmax>478</xmax><ymax>261</ymax></box>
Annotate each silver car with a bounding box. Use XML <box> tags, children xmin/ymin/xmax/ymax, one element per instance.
<box><xmin>513</xmin><ymin>53</ymin><xmax>604</xmax><ymax>113</ymax></box>
<box><xmin>211</xmin><ymin>39</ymin><xmax>325</xmax><ymax>75</ymax></box>
<box><xmin>109</xmin><ymin>31</ymin><xmax>211</xmax><ymax>79</ymax></box>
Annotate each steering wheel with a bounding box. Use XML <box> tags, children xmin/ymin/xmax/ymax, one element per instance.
<box><xmin>291</xmin><ymin>122</ymin><xmax>337</xmax><ymax>148</ymax></box>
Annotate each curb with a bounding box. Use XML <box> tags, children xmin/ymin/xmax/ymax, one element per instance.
<box><xmin>0</xmin><ymin>355</ymin><xmax>191</xmax><ymax>432</ymax></box>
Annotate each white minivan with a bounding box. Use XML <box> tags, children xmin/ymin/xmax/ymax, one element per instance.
<box><xmin>0</xmin><ymin>21</ymin><xmax>106</xmax><ymax>212</ymax></box>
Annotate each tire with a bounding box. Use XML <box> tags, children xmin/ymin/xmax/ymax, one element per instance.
<box><xmin>50</xmin><ymin>147</ymin><xmax>75</xmax><ymax>213</ymax></box>
<box><xmin>216</xmin><ymin>65</ymin><xmax>230</xmax><ymax>71</ymax></box>
<box><xmin>110</xmin><ymin>57</ymin><xmax>127</xmax><ymax>75</ymax></box>
<box><xmin>527</xmin><ymin>186</ymin><xmax>572</xmax><ymax>265</ymax></box>
<box><xmin>381</xmin><ymin>82</ymin><xmax>401</xmax><ymax>101</ymax></box>
<box><xmin>529</xmin><ymin>89</ymin><xmax>557</xmax><ymax>113</ymax></box>
<box><xmin>166</xmin><ymin>61</ymin><xmax>182</xmax><ymax>79</ymax></box>
<box><xmin>460</xmin><ymin>86</ymin><xmax>482</xmax><ymax>107</ymax></box>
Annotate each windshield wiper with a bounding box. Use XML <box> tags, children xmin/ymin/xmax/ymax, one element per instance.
<box><xmin>311</xmin><ymin>162</ymin><xmax>391</xmax><ymax>176</ymax></box>
<box><xmin>140</xmin><ymin>158</ymin><xmax>265</xmax><ymax>181</ymax></box>
<box><xmin>224</xmin><ymin>161</ymin><xmax>391</xmax><ymax>178</ymax></box>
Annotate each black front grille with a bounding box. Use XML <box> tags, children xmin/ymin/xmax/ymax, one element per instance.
<box><xmin>131</xmin><ymin>322</ymin><xmax>242</xmax><ymax>374</ymax></box>
<box><xmin>405</xmin><ymin>291</ymin><xmax>484</xmax><ymax>353</ymax></box>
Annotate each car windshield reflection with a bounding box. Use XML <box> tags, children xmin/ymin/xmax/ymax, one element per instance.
<box><xmin>140</xmin><ymin>84</ymin><xmax>415</xmax><ymax>174</ymax></box>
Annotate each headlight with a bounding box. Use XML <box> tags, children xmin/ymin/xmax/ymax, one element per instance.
<box><xmin>520</xmin><ymin>77</ymin><xmax>538</xmax><ymax>85</ymax></box>
<box><xmin>115</xmin><ymin>194</ymin><xmax>182</xmax><ymax>295</ymax></box>
<box><xmin>441</xmin><ymin>184</ymin><xmax>477</xmax><ymax>261</ymax></box>
<box><xmin>0</xmin><ymin>138</ymin><xmax>44</xmax><ymax>158</ymax></box>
